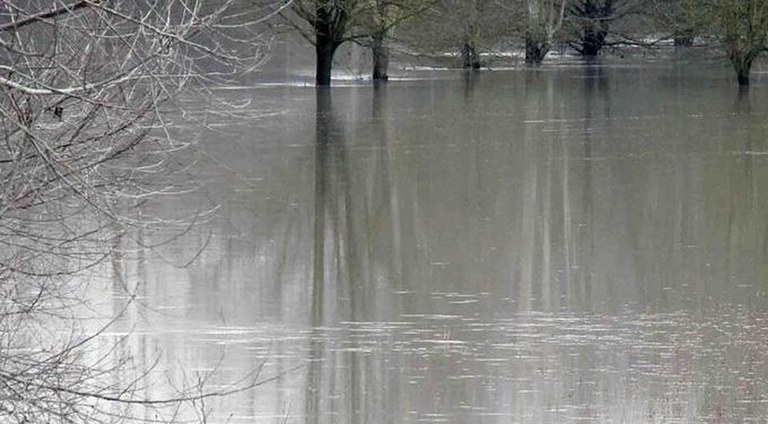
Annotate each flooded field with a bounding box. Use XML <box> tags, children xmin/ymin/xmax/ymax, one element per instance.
<box><xmin>101</xmin><ymin>63</ymin><xmax>768</xmax><ymax>423</ymax></box>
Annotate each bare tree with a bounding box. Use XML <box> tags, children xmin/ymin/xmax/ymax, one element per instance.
<box><xmin>368</xmin><ymin>0</ymin><xmax>397</xmax><ymax>80</ymax></box>
<box><xmin>459</xmin><ymin>0</ymin><xmax>483</xmax><ymax>69</ymax></box>
<box><xmin>683</xmin><ymin>0</ymin><xmax>768</xmax><ymax>86</ymax></box>
<box><xmin>525</xmin><ymin>0</ymin><xmax>567</xmax><ymax>64</ymax></box>
<box><xmin>278</xmin><ymin>0</ymin><xmax>429</xmax><ymax>85</ymax></box>
<box><xmin>284</xmin><ymin>0</ymin><xmax>357</xmax><ymax>86</ymax></box>
<box><xmin>564</xmin><ymin>0</ymin><xmax>649</xmax><ymax>57</ymax></box>
<box><xmin>397</xmin><ymin>0</ymin><xmax>509</xmax><ymax>70</ymax></box>
<box><xmin>358</xmin><ymin>0</ymin><xmax>433</xmax><ymax>81</ymax></box>
<box><xmin>437</xmin><ymin>0</ymin><xmax>502</xmax><ymax>69</ymax></box>
<box><xmin>0</xmin><ymin>0</ymin><xmax>276</xmax><ymax>422</ymax></box>
<box><xmin>566</xmin><ymin>0</ymin><xmax>615</xmax><ymax>56</ymax></box>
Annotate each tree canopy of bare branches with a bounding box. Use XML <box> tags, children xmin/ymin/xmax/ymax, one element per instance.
<box><xmin>0</xmin><ymin>0</ymin><xmax>272</xmax><ymax>422</ymax></box>
<box><xmin>525</xmin><ymin>0</ymin><xmax>567</xmax><ymax>64</ymax></box>
<box><xmin>278</xmin><ymin>0</ymin><xmax>431</xmax><ymax>85</ymax></box>
<box><xmin>683</xmin><ymin>0</ymin><xmax>768</xmax><ymax>85</ymax></box>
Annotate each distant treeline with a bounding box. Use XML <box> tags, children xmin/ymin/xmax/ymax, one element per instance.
<box><xmin>261</xmin><ymin>0</ymin><xmax>768</xmax><ymax>86</ymax></box>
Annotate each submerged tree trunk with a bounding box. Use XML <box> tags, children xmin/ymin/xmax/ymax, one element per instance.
<box><xmin>462</xmin><ymin>39</ymin><xmax>481</xmax><ymax>69</ymax></box>
<box><xmin>316</xmin><ymin>38</ymin><xmax>338</xmax><ymax>87</ymax></box>
<box><xmin>525</xmin><ymin>35</ymin><xmax>549</xmax><ymax>65</ymax></box>
<box><xmin>711</xmin><ymin>0</ymin><xmax>768</xmax><ymax>87</ymax></box>
<box><xmin>731</xmin><ymin>55</ymin><xmax>754</xmax><ymax>86</ymax></box>
<box><xmin>462</xmin><ymin>0</ymin><xmax>481</xmax><ymax>70</ymax></box>
<box><xmin>525</xmin><ymin>0</ymin><xmax>547</xmax><ymax>65</ymax></box>
<box><xmin>371</xmin><ymin>33</ymin><xmax>390</xmax><ymax>81</ymax></box>
<box><xmin>311</xmin><ymin>2</ymin><xmax>348</xmax><ymax>87</ymax></box>
<box><xmin>573</xmin><ymin>0</ymin><xmax>611</xmax><ymax>58</ymax></box>
<box><xmin>525</xmin><ymin>0</ymin><xmax>565</xmax><ymax>65</ymax></box>
<box><xmin>727</xmin><ymin>39</ymin><xmax>763</xmax><ymax>87</ymax></box>
<box><xmin>582</xmin><ymin>26</ymin><xmax>606</xmax><ymax>57</ymax></box>
<box><xmin>736</xmin><ymin>68</ymin><xmax>750</xmax><ymax>86</ymax></box>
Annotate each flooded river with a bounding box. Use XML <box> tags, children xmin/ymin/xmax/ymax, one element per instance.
<box><xmin>102</xmin><ymin>63</ymin><xmax>768</xmax><ymax>423</ymax></box>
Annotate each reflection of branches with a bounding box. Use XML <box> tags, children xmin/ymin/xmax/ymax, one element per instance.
<box><xmin>0</xmin><ymin>0</ymin><xmax>275</xmax><ymax>422</ymax></box>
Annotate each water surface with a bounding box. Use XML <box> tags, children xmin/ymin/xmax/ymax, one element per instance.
<box><xmin>105</xmin><ymin>64</ymin><xmax>768</xmax><ymax>423</ymax></box>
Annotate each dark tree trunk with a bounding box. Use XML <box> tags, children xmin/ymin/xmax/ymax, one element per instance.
<box><xmin>371</xmin><ymin>33</ymin><xmax>389</xmax><ymax>81</ymax></box>
<box><xmin>582</xmin><ymin>27</ymin><xmax>606</xmax><ymax>57</ymax></box>
<box><xmin>313</xmin><ymin>2</ymin><xmax>347</xmax><ymax>87</ymax></box>
<box><xmin>576</xmin><ymin>0</ymin><xmax>611</xmax><ymax>58</ymax></box>
<box><xmin>525</xmin><ymin>36</ymin><xmax>549</xmax><ymax>65</ymax></box>
<box><xmin>737</xmin><ymin>72</ymin><xmax>750</xmax><ymax>87</ymax></box>
<box><xmin>734</xmin><ymin>60</ymin><xmax>752</xmax><ymax>86</ymax></box>
<box><xmin>316</xmin><ymin>39</ymin><xmax>338</xmax><ymax>87</ymax></box>
<box><xmin>462</xmin><ymin>40</ymin><xmax>481</xmax><ymax>69</ymax></box>
<box><xmin>729</xmin><ymin>48</ymin><xmax>757</xmax><ymax>87</ymax></box>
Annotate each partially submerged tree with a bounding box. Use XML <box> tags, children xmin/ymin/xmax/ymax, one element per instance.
<box><xmin>685</xmin><ymin>0</ymin><xmax>768</xmax><ymax>86</ymax></box>
<box><xmin>461</xmin><ymin>0</ymin><xmax>483</xmax><ymax>69</ymax></box>
<box><xmin>369</xmin><ymin>0</ymin><xmax>397</xmax><ymax>80</ymax></box>
<box><xmin>286</xmin><ymin>0</ymin><xmax>357</xmax><ymax>85</ymax></box>
<box><xmin>567</xmin><ymin>0</ymin><xmax>615</xmax><ymax>56</ymax></box>
<box><xmin>525</xmin><ymin>0</ymin><xmax>567</xmax><ymax>64</ymax></box>
<box><xmin>447</xmin><ymin>0</ymin><xmax>506</xmax><ymax>69</ymax></box>
<box><xmin>281</xmin><ymin>0</ymin><xmax>430</xmax><ymax>85</ymax></box>
<box><xmin>0</xmin><ymin>0</ymin><xmax>272</xmax><ymax>421</ymax></box>
<box><xmin>358</xmin><ymin>0</ymin><xmax>433</xmax><ymax>81</ymax></box>
<box><xmin>564</xmin><ymin>0</ymin><xmax>649</xmax><ymax>57</ymax></box>
<box><xmin>398</xmin><ymin>0</ymin><xmax>507</xmax><ymax>69</ymax></box>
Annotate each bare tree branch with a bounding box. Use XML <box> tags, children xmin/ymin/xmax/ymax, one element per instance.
<box><xmin>0</xmin><ymin>0</ymin><xmax>93</xmax><ymax>33</ymax></box>
<box><xmin>0</xmin><ymin>1</ymin><xmax>280</xmax><ymax>422</ymax></box>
